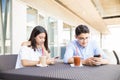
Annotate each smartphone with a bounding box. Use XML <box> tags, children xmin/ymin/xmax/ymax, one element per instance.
<box><xmin>94</xmin><ymin>54</ymin><xmax>100</xmax><ymax>57</ymax></box>
<box><xmin>54</xmin><ymin>56</ymin><xmax>59</xmax><ymax>59</ymax></box>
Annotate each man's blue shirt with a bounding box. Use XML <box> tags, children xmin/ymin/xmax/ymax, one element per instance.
<box><xmin>63</xmin><ymin>39</ymin><xmax>107</xmax><ymax>63</ymax></box>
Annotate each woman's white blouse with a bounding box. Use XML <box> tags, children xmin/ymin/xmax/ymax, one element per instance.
<box><xmin>15</xmin><ymin>46</ymin><xmax>42</xmax><ymax>69</ymax></box>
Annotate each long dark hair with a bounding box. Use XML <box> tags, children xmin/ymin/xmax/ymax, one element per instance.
<box><xmin>28</xmin><ymin>25</ymin><xmax>50</xmax><ymax>53</ymax></box>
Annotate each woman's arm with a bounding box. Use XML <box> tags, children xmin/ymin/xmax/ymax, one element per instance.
<box><xmin>21</xmin><ymin>60</ymin><xmax>39</xmax><ymax>67</ymax></box>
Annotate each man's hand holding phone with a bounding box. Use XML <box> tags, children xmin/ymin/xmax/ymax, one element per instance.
<box><xmin>94</xmin><ymin>54</ymin><xmax>101</xmax><ymax>57</ymax></box>
<box><xmin>93</xmin><ymin>54</ymin><xmax>102</xmax><ymax>65</ymax></box>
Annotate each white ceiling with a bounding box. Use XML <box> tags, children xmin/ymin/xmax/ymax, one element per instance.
<box><xmin>92</xmin><ymin>0</ymin><xmax>120</xmax><ymax>17</ymax></box>
<box><xmin>21</xmin><ymin>0</ymin><xmax>120</xmax><ymax>34</ymax></box>
<box><xmin>92</xmin><ymin>0</ymin><xmax>120</xmax><ymax>26</ymax></box>
<box><xmin>53</xmin><ymin>0</ymin><xmax>109</xmax><ymax>33</ymax></box>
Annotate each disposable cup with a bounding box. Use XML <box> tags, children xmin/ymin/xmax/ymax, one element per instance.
<box><xmin>74</xmin><ymin>56</ymin><xmax>80</xmax><ymax>66</ymax></box>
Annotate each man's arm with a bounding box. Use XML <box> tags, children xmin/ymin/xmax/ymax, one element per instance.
<box><xmin>68</xmin><ymin>57</ymin><xmax>74</xmax><ymax>64</ymax></box>
<box><xmin>63</xmin><ymin>43</ymin><xmax>75</xmax><ymax>63</ymax></box>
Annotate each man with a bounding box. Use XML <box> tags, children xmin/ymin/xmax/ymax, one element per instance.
<box><xmin>63</xmin><ymin>25</ymin><xmax>109</xmax><ymax>66</ymax></box>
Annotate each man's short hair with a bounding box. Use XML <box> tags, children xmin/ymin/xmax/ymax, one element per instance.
<box><xmin>75</xmin><ymin>25</ymin><xmax>90</xmax><ymax>36</ymax></box>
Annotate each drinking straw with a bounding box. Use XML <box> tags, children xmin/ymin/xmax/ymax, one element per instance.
<box><xmin>76</xmin><ymin>47</ymin><xmax>79</xmax><ymax>56</ymax></box>
<box><xmin>42</xmin><ymin>48</ymin><xmax>44</xmax><ymax>56</ymax></box>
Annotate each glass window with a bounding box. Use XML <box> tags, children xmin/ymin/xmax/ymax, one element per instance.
<box><xmin>39</xmin><ymin>14</ymin><xmax>45</xmax><ymax>27</ymax></box>
<box><xmin>47</xmin><ymin>17</ymin><xmax>58</xmax><ymax>57</ymax></box>
<box><xmin>27</xmin><ymin>6</ymin><xmax>37</xmax><ymax>39</ymax></box>
<box><xmin>0</xmin><ymin>0</ymin><xmax>12</xmax><ymax>54</ymax></box>
<box><xmin>62</xmin><ymin>23</ymin><xmax>72</xmax><ymax>45</ymax></box>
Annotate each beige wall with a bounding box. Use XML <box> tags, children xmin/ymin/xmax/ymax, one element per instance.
<box><xmin>12</xmin><ymin>0</ymin><xmax>27</xmax><ymax>53</ymax></box>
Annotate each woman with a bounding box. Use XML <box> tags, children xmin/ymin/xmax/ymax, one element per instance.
<box><xmin>15</xmin><ymin>26</ymin><xmax>55</xmax><ymax>69</ymax></box>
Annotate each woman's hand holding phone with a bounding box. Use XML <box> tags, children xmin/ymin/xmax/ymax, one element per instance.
<box><xmin>54</xmin><ymin>56</ymin><xmax>59</xmax><ymax>59</ymax></box>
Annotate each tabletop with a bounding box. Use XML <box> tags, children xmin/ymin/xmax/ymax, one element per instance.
<box><xmin>0</xmin><ymin>62</ymin><xmax>120</xmax><ymax>80</ymax></box>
